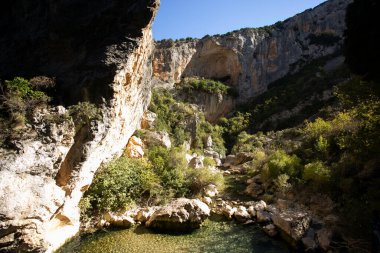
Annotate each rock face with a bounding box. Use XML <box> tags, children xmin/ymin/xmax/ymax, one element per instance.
<box><xmin>152</xmin><ymin>0</ymin><xmax>352</xmax><ymax>103</ymax></box>
<box><xmin>0</xmin><ymin>0</ymin><xmax>159</xmax><ymax>252</ymax></box>
<box><xmin>125</xmin><ymin>136</ymin><xmax>145</xmax><ymax>158</ymax></box>
<box><xmin>146</xmin><ymin>198</ymin><xmax>210</xmax><ymax>231</ymax></box>
<box><xmin>271</xmin><ymin>208</ymin><xmax>311</xmax><ymax>241</ymax></box>
<box><xmin>153</xmin><ymin>40</ymin><xmax>198</xmax><ymax>88</ymax></box>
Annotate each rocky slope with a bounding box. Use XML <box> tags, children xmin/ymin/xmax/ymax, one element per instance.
<box><xmin>152</xmin><ymin>0</ymin><xmax>352</xmax><ymax>103</ymax></box>
<box><xmin>0</xmin><ymin>0</ymin><xmax>159</xmax><ymax>252</ymax></box>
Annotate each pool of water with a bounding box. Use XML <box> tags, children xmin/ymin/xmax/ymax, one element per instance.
<box><xmin>58</xmin><ymin>219</ymin><xmax>292</xmax><ymax>253</ymax></box>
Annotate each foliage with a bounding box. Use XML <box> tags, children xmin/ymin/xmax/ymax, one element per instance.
<box><xmin>147</xmin><ymin>146</ymin><xmax>188</xmax><ymax>199</ymax></box>
<box><xmin>1</xmin><ymin>77</ymin><xmax>51</xmax><ymax>116</ymax></box>
<box><xmin>84</xmin><ymin>145</ymin><xmax>225</xmax><ymax>214</ymax></box>
<box><xmin>180</xmin><ymin>78</ymin><xmax>231</xmax><ymax>95</ymax></box>
<box><xmin>236</xmin><ymin>56</ymin><xmax>350</xmax><ymax>132</ymax></box>
<box><xmin>83</xmin><ymin>157</ymin><xmax>160</xmax><ymax>212</ymax></box>
<box><xmin>220</xmin><ymin>112</ymin><xmax>251</xmax><ymax>151</ymax></box>
<box><xmin>266</xmin><ymin>150</ymin><xmax>302</xmax><ymax>181</ymax></box>
<box><xmin>68</xmin><ymin>102</ymin><xmax>102</xmax><ymax>131</ymax></box>
<box><xmin>273</xmin><ymin>174</ymin><xmax>291</xmax><ymax>192</ymax></box>
<box><xmin>149</xmin><ymin>89</ymin><xmax>226</xmax><ymax>155</ymax></box>
<box><xmin>186</xmin><ymin>168</ymin><xmax>224</xmax><ymax>195</ymax></box>
<box><xmin>203</xmin><ymin>157</ymin><xmax>216</xmax><ymax>167</ymax></box>
<box><xmin>303</xmin><ymin>161</ymin><xmax>331</xmax><ymax>185</ymax></box>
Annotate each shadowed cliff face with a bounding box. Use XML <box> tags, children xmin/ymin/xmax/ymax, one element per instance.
<box><xmin>0</xmin><ymin>0</ymin><xmax>159</xmax><ymax>252</ymax></box>
<box><xmin>0</xmin><ymin>0</ymin><xmax>157</xmax><ymax>105</ymax></box>
<box><xmin>152</xmin><ymin>0</ymin><xmax>352</xmax><ymax>103</ymax></box>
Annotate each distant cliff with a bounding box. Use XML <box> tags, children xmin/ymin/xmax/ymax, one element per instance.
<box><xmin>152</xmin><ymin>0</ymin><xmax>351</xmax><ymax>102</ymax></box>
<box><xmin>0</xmin><ymin>0</ymin><xmax>159</xmax><ymax>252</ymax></box>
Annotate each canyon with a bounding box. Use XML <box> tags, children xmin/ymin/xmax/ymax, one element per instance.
<box><xmin>0</xmin><ymin>0</ymin><xmax>356</xmax><ymax>252</ymax></box>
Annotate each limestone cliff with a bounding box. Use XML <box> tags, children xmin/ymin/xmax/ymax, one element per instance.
<box><xmin>0</xmin><ymin>0</ymin><xmax>159</xmax><ymax>252</ymax></box>
<box><xmin>152</xmin><ymin>0</ymin><xmax>351</xmax><ymax>103</ymax></box>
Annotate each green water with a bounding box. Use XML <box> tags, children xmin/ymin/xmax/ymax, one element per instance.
<box><xmin>59</xmin><ymin>219</ymin><xmax>292</xmax><ymax>253</ymax></box>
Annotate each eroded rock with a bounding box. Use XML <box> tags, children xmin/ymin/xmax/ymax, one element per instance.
<box><xmin>271</xmin><ymin>208</ymin><xmax>311</xmax><ymax>241</ymax></box>
<box><xmin>234</xmin><ymin>206</ymin><xmax>251</xmax><ymax>223</ymax></box>
<box><xmin>146</xmin><ymin>198</ymin><xmax>210</xmax><ymax>231</ymax></box>
<box><xmin>125</xmin><ymin>136</ymin><xmax>144</xmax><ymax>158</ymax></box>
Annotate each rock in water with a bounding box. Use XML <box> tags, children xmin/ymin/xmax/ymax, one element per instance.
<box><xmin>146</xmin><ymin>198</ymin><xmax>210</xmax><ymax>231</ymax></box>
<box><xmin>0</xmin><ymin>0</ymin><xmax>160</xmax><ymax>252</ymax></box>
<box><xmin>271</xmin><ymin>208</ymin><xmax>311</xmax><ymax>241</ymax></box>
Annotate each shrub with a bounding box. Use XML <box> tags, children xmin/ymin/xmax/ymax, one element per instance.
<box><xmin>181</xmin><ymin>78</ymin><xmax>231</xmax><ymax>95</ymax></box>
<box><xmin>274</xmin><ymin>174</ymin><xmax>291</xmax><ymax>192</ymax></box>
<box><xmin>84</xmin><ymin>157</ymin><xmax>160</xmax><ymax>212</ymax></box>
<box><xmin>147</xmin><ymin>146</ymin><xmax>188</xmax><ymax>198</ymax></box>
<box><xmin>186</xmin><ymin>168</ymin><xmax>224</xmax><ymax>195</ymax></box>
<box><xmin>1</xmin><ymin>77</ymin><xmax>51</xmax><ymax>116</ymax></box>
<box><xmin>315</xmin><ymin>135</ymin><xmax>329</xmax><ymax>154</ymax></box>
<box><xmin>246</xmin><ymin>150</ymin><xmax>267</xmax><ymax>176</ymax></box>
<box><xmin>303</xmin><ymin>161</ymin><xmax>331</xmax><ymax>185</ymax></box>
<box><xmin>68</xmin><ymin>102</ymin><xmax>102</xmax><ymax>131</ymax></box>
<box><xmin>266</xmin><ymin>150</ymin><xmax>302</xmax><ymax>180</ymax></box>
<box><xmin>203</xmin><ymin>157</ymin><xmax>216</xmax><ymax>167</ymax></box>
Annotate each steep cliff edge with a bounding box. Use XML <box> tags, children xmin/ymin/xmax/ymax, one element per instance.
<box><xmin>0</xmin><ymin>0</ymin><xmax>159</xmax><ymax>252</ymax></box>
<box><xmin>152</xmin><ymin>0</ymin><xmax>351</xmax><ymax>103</ymax></box>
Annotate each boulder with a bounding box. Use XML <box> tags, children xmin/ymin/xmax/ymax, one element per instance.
<box><xmin>214</xmin><ymin>158</ymin><xmax>222</xmax><ymax>166</ymax></box>
<box><xmin>140</xmin><ymin>111</ymin><xmax>157</xmax><ymax>129</ymax></box>
<box><xmin>203</xmin><ymin>184</ymin><xmax>219</xmax><ymax>198</ymax></box>
<box><xmin>271</xmin><ymin>208</ymin><xmax>311</xmax><ymax>241</ymax></box>
<box><xmin>254</xmin><ymin>200</ymin><xmax>267</xmax><ymax>211</ymax></box>
<box><xmin>189</xmin><ymin>156</ymin><xmax>204</xmax><ymax>169</ymax></box>
<box><xmin>141</xmin><ymin>130</ymin><xmax>171</xmax><ymax>149</ymax></box>
<box><xmin>202</xmin><ymin>196</ymin><xmax>212</xmax><ymax>205</ymax></box>
<box><xmin>222</xmin><ymin>205</ymin><xmax>236</xmax><ymax>219</ymax></box>
<box><xmin>302</xmin><ymin>228</ymin><xmax>317</xmax><ymax>251</ymax></box>
<box><xmin>204</xmin><ymin>149</ymin><xmax>220</xmax><ymax>159</ymax></box>
<box><xmin>146</xmin><ymin>198</ymin><xmax>210</xmax><ymax>231</ymax></box>
<box><xmin>234</xmin><ymin>206</ymin><xmax>251</xmax><ymax>222</ymax></box>
<box><xmin>316</xmin><ymin>228</ymin><xmax>333</xmax><ymax>251</ymax></box>
<box><xmin>223</xmin><ymin>155</ymin><xmax>236</xmax><ymax>167</ymax></box>
<box><xmin>263</xmin><ymin>224</ymin><xmax>278</xmax><ymax>237</ymax></box>
<box><xmin>247</xmin><ymin>206</ymin><xmax>256</xmax><ymax>217</ymax></box>
<box><xmin>235</xmin><ymin>152</ymin><xmax>255</xmax><ymax>164</ymax></box>
<box><xmin>125</xmin><ymin>136</ymin><xmax>144</xmax><ymax>158</ymax></box>
<box><xmin>204</xmin><ymin>136</ymin><xmax>213</xmax><ymax>148</ymax></box>
<box><xmin>256</xmin><ymin>210</ymin><xmax>271</xmax><ymax>223</ymax></box>
<box><xmin>245</xmin><ymin>182</ymin><xmax>264</xmax><ymax>198</ymax></box>
<box><xmin>135</xmin><ymin>207</ymin><xmax>157</xmax><ymax>223</ymax></box>
<box><xmin>104</xmin><ymin>212</ymin><xmax>135</xmax><ymax>228</ymax></box>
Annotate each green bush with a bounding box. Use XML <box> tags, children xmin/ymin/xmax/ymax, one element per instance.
<box><xmin>1</xmin><ymin>77</ymin><xmax>51</xmax><ymax>116</ymax></box>
<box><xmin>186</xmin><ymin>168</ymin><xmax>224</xmax><ymax>195</ymax></box>
<box><xmin>266</xmin><ymin>150</ymin><xmax>302</xmax><ymax>181</ymax></box>
<box><xmin>274</xmin><ymin>174</ymin><xmax>291</xmax><ymax>192</ymax></box>
<box><xmin>147</xmin><ymin>146</ymin><xmax>188</xmax><ymax>198</ymax></box>
<box><xmin>203</xmin><ymin>157</ymin><xmax>216</xmax><ymax>167</ymax></box>
<box><xmin>84</xmin><ymin>157</ymin><xmax>160</xmax><ymax>212</ymax></box>
<box><xmin>182</xmin><ymin>78</ymin><xmax>231</xmax><ymax>95</ymax></box>
<box><xmin>149</xmin><ymin>90</ymin><xmax>226</xmax><ymax>155</ymax></box>
<box><xmin>303</xmin><ymin>161</ymin><xmax>331</xmax><ymax>185</ymax></box>
<box><xmin>68</xmin><ymin>102</ymin><xmax>102</xmax><ymax>131</ymax></box>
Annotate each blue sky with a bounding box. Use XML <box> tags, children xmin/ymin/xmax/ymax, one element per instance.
<box><xmin>153</xmin><ymin>0</ymin><xmax>327</xmax><ymax>40</ymax></box>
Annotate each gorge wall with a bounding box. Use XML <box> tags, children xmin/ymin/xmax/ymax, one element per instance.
<box><xmin>0</xmin><ymin>0</ymin><xmax>159</xmax><ymax>252</ymax></box>
<box><xmin>152</xmin><ymin>0</ymin><xmax>352</xmax><ymax>102</ymax></box>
